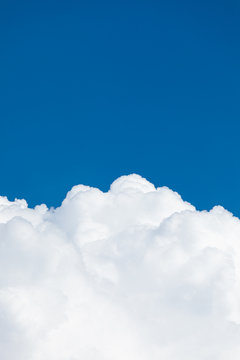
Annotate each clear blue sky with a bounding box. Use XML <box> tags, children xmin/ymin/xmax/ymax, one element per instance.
<box><xmin>1</xmin><ymin>0</ymin><xmax>240</xmax><ymax>214</ymax></box>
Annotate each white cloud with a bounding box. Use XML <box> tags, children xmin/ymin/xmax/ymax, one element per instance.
<box><xmin>1</xmin><ymin>174</ymin><xmax>240</xmax><ymax>359</ymax></box>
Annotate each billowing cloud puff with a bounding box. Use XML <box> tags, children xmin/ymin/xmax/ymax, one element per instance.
<box><xmin>1</xmin><ymin>174</ymin><xmax>240</xmax><ymax>359</ymax></box>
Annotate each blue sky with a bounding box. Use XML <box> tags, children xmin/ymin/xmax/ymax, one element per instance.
<box><xmin>1</xmin><ymin>0</ymin><xmax>240</xmax><ymax>214</ymax></box>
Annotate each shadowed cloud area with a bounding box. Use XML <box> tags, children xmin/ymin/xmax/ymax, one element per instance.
<box><xmin>1</xmin><ymin>174</ymin><xmax>240</xmax><ymax>359</ymax></box>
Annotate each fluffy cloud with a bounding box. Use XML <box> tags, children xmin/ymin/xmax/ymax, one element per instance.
<box><xmin>1</xmin><ymin>174</ymin><xmax>240</xmax><ymax>359</ymax></box>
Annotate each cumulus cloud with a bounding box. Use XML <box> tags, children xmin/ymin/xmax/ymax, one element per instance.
<box><xmin>1</xmin><ymin>174</ymin><xmax>240</xmax><ymax>359</ymax></box>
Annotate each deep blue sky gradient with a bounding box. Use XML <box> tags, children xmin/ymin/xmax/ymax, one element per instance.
<box><xmin>1</xmin><ymin>0</ymin><xmax>240</xmax><ymax>214</ymax></box>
